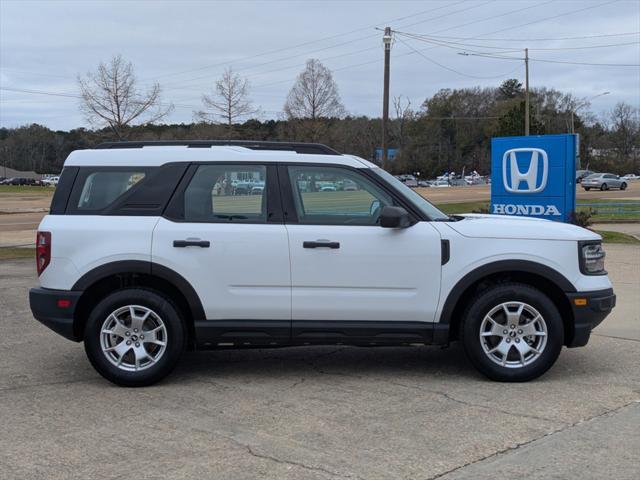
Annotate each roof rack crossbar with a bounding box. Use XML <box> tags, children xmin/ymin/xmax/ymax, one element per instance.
<box><xmin>95</xmin><ymin>140</ymin><xmax>340</xmax><ymax>155</ymax></box>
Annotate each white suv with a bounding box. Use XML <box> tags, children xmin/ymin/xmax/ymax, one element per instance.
<box><xmin>29</xmin><ymin>141</ymin><xmax>616</xmax><ymax>386</ymax></box>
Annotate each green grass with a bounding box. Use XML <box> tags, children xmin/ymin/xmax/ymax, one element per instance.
<box><xmin>0</xmin><ymin>185</ymin><xmax>54</xmax><ymax>194</ymax></box>
<box><xmin>594</xmin><ymin>230</ymin><xmax>640</xmax><ymax>244</ymax></box>
<box><xmin>0</xmin><ymin>247</ymin><xmax>34</xmax><ymax>260</ymax></box>
<box><xmin>436</xmin><ymin>201</ymin><xmax>487</xmax><ymax>215</ymax></box>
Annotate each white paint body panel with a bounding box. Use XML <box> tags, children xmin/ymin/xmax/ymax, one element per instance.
<box><xmin>37</xmin><ymin>214</ymin><xmax>157</xmax><ymax>290</ymax></box>
<box><xmin>151</xmin><ymin>218</ymin><xmax>291</xmax><ymax>320</ymax></box>
<box><xmin>285</xmin><ymin>223</ymin><xmax>442</xmax><ymax>321</ymax></box>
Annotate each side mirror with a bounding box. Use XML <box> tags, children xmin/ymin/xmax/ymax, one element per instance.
<box><xmin>380</xmin><ymin>206</ymin><xmax>411</xmax><ymax>228</ymax></box>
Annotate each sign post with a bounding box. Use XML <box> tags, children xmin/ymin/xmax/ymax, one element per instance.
<box><xmin>491</xmin><ymin>134</ymin><xmax>578</xmax><ymax>223</ymax></box>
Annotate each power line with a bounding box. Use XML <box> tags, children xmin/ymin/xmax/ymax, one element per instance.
<box><xmin>396</xmin><ymin>37</ymin><xmax>522</xmax><ymax>80</ymax></box>
<box><xmin>145</xmin><ymin>1</ymin><xmax>469</xmax><ymax>82</ymax></box>
<box><xmin>414</xmin><ymin>31</ymin><xmax>640</xmax><ymax>42</ymax></box>
<box><xmin>394</xmin><ymin>31</ymin><xmax>639</xmax><ymax>52</ymax></box>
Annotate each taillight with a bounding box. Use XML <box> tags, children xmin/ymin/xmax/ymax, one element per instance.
<box><xmin>36</xmin><ymin>231</ymin><xmax>51</xmax><ymax>276</ymax></box>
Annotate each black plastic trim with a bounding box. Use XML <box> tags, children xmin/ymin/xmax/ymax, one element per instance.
<box><xmin>95</xmin><ymin>140</ymin><xmax>341</xmax><ymax>155</ymax></box>
<box><xmin>441</xmin><ymin>239</ymin><xmax>450</xmax><ymax>265</ymax></box>
<box><xmin>192</xmin><ymin>320</ymin><xmax>450</xmax><ymax>348</ymax></box>
<box><xmin>49</xmin><ymin>167</ymin><xmax>79</xmax><ymax>214</ymax></box>
<box><xmin>29</xmin><ymin>287</ymin><xmax>83</xmax><ymax>341</ymax></box>
<box><xmin>566</xmin><ymin>288</ymin><xmax>616</xmax><ymax>347</ymax></box>
<box><xmin>439</xmin><ymin>260</ymin><xmax>577</xmax><ymax>325</ymax></box>
<box><xmin>71</xmin><ymin>260</ymin><xmax>206</xmax><ymax>321</ymax></box>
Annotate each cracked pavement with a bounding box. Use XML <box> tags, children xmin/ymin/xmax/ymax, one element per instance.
<box><xmin>1</xmin><ymin>243</ymin><xmax>638</xmax><ymax>479</ymax></box>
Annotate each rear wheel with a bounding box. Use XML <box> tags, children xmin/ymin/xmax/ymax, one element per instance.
<box><xmin>600</xmin><ymin>183</ymin><xmax>608</xmax><ymax>191</ymax></box>
<box><xmin>621</xmin><ymin>182</ymin><xmax>627</xmax><ymax>190</ymax></box>
<box><xmin>84</xmin><ymin>288</ymin><xmax>186</xmax><ymax>387</ymax></box>
<box><xmin>461</xmin><ymin>283</ymin><xmax>563</xmax><ymax>382</ymax></box>
<box><xmin>584</xmin><ymin>187</ymin><xmax>591</xmax><ymax>191</ymax></box>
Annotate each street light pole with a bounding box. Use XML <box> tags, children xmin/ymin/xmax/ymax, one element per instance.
<box><xmin>381</xmin><ymin>27</ymin><xmax>392</xmax><ymax>169</ymax></box>
<box><xmin>524</xmin><ymin>48</ymin><xmax>530</xmax><ymax>136</ymax></box>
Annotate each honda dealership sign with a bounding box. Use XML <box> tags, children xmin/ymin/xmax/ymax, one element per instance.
<box><xmin>491</xmin><ymin>134</ymin><xmax>578</xmax><ymax>222</ymax></box>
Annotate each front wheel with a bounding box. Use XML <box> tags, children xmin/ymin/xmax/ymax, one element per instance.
<box><xmin>461</xmin><ymin>283</ymin><xmax>563</xmax><ymax>382</ymax></box>
<box><xmin>84</xmin><ymin>288</ymin><xmax>186</xmax><ymax>387</ymax></box>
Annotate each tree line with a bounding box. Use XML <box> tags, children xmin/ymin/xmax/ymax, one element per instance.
<box><xmin>1</xmin><ymin>55</ymin><xmax>637</xmax><ymax>176</ymax></box>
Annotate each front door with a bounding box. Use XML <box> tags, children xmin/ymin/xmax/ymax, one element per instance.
<box><xmin>282</xmin><ymin>164</ymin><xmax>442</xmax><ymax>326</ymax></box>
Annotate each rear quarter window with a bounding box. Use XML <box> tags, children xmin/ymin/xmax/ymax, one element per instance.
<box><xmin>67</xmin><ymin>168</ymin><xmax>150</xmax><ymax>214</ymax></box>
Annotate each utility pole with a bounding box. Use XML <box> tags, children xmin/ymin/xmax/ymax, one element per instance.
<box><xmin>524</xmin><ymin>47</ymin><xmax>530</xmax><ymax>136</ymax></box>
<box><xmin>381</xmin><ymin>27</ymin><xmax>392</xmax><ymax>168</ymax></box>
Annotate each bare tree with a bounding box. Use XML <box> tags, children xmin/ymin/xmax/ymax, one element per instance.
<box><xmin>195</xmin><ymin>68</ymin><xmax>257</xmax><ymax>131</ymax></box>
<box><xmin>610</xmin><ymin>102</ymin><xmax>639</xmax><ymax>168</ymax></box>
<box><xmin>284</xmin><ymin>59</ymin><xmax>345</xmax><ymax>120</ymax></box>
<box><xmin>77</xmin><ymin>55</ymin><xmax>172</xmax><ymax>139</ymax></box>
<box><xmin>392</xmin><ymin>95</ymin><xmax>414</xmax><ymax>151</ymax></box>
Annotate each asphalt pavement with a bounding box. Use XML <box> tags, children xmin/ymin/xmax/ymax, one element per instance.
<box><xmin>0</xmin><ymin>244</ymin><xmax>638</xmax><ymax>479</ymax></box>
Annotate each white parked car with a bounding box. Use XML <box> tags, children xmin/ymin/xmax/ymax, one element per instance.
<box><xmin>30</xmin><ymin>141</ymin><xmax>615</xmax><ymax>386</ymax></box>
<box><xmin>621</xmin><ymin>174</ymin><xmax>639</xmax><ymax>181</ymax></box>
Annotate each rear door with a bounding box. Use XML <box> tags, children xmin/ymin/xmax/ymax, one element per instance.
<box><xmin>152</xmin><ymin>163</ymin><xmax>291</xmax><ymax>342</ymax></box>
<box><xmin>281</xmin><ymin>164</ymin><xmax>442</xmax><ymax>325</ymax></box>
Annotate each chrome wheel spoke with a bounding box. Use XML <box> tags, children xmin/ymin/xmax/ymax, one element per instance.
<box><xmin>480</xmin><ymin>301</ymin><xmax>548</xmax><ymax>369</ymax></box>
<box><xmin>100</xmin><ymin>305</ymin><xmax>167</xmax><ymax>372</ymax></box>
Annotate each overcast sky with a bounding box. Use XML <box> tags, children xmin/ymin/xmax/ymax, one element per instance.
<box><xmin>1</xmin><ymin>0</ymin><xmax>639</xmax><ymax>130</ymax></box>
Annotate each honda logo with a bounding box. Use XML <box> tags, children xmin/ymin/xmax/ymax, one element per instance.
<box><xmin>502</xmin><ymin>148</ymin><xmax>548</xmax><ymax>193</ymax></box>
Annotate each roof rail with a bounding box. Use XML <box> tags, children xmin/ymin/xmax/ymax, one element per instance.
<box><xmin>94</xmin><ymin>140</ymin><xmax>341</xmax><ymax>155</ymax></box>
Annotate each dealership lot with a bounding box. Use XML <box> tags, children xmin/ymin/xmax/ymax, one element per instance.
<box><xmin>1</xmin><ymin>243</ymin><xmax>638</xmax><ymax>479</ymax></box>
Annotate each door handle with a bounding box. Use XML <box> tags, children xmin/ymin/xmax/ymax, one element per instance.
<box><xmin>173</xmin><ymin>239</ymin><xmax>210</xmax><ymax>248</ymax></box>
<box><xmin>303</xmin><ymin>240</ymin><xmax>340</xmax><ymax>249</ymax></box>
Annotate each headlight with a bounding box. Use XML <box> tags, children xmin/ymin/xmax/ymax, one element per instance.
<box><xmin>579</xmin><ymin>241</ymin><xmax>606</xmax><ymax>275</ymax></box>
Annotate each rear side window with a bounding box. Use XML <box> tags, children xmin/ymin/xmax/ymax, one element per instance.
<box><xmin>76</xmin><ymin>170</ymin><xmax>146</xmax><ymax>210</ymax></box>
<box><xmin>183</xmin><ymin>164</ymin><xmax>267</xmax><ymax>222</ymax></box>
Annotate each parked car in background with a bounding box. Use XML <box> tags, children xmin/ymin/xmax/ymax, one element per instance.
<box><xmin>576</xmin><ymin>170</ymin><xmax>594</xmax><ymax>183</ymax></box>
<box><xmin>581</xmin><ymin>173</ymin><xmax>627</xmax><ymax>191</ymax></box>
<box><xmin>621</xmin><ymin>174</ymin><xmax>639</xmax><ymax>181</ymax></box>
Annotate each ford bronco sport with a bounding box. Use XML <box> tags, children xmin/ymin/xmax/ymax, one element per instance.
<box><xmin>29</xmin><ymin>141</ymin><xmax>616</xmax><ymax>386</ymax></box>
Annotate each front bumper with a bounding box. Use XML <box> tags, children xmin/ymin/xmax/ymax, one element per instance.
<box><xmin>29</xmin><ymin>287</ymin><xmax>83</xmax><ymax>341</ymax></box>
<box><xmin>565</xmin><ymin>288</ymin><xmax>616</xmax><ymax>347</ymax></box>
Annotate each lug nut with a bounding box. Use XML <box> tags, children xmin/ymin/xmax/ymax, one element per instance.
<box><xmin>515</xmin><ymin>338</ymin><xmax>520</xmax><ymax>343</ymax></box>
<box><xmin>140</xmin><ymin>335</ymin><xmax>144</xmax><ymax>340</ymax></box>
<box><xmin>133</xmin><ymin>328</ymin><xmax>138</xmax><ymax>333</ymax></box>
<box><xmin>503</xmin><ymin>329</ymin><xmax>508</xmax><ymax>334</ymax></box>
<box><xmin>510</xmin><ymin>324</ymin><xmax>515</xmax><ymax>329</ymax></box>
<box><xmin>518</xmin><ymin>329</ymin><xmax>523</xmax><ymax>334</ymax></box>
<box><xmin>126</xmin><ymin>340</ymin><xmax>131</xmax><ymax>345</ymax></box>
<box><xmin>135</xmin><ymin>342</ymin><xmax>140</xmax><ymax>347</ymax></box>
<box><xmin>125</xmin><ymin>331</ymin><xmax>130</xmax><ymax>336</ymax></box>
<box><xmin>506</xmin><ymin>338</ymin><xmax>511</xmax><ymax>343</ymax></box>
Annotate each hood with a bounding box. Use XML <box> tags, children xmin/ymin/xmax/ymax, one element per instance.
<box><xmin>446</xmin><ymin>214</ymin><xmax>601</xmax><ymax>241</ymax></box>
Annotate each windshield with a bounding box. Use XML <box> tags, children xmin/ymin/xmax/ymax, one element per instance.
<box><xmin>371</xmin><ymin>168</ymin><xmax>449</xmax><ymax>221</ymax></box>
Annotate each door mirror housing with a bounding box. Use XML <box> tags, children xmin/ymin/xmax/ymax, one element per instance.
<box><xmin>379</xmin><ymin>206</ymin><xmax>411</xmax><ymax>228</ymax></box>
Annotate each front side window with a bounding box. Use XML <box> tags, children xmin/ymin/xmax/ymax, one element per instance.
<box><xmin>184</xmin><ymin>164</ymin><xmax>267</xmax><ymax>222</ymax></box>
<box><xmin>77</xmin><ymin>170</ymin><xmax>146</xmax><ymax>210</ymax></box>
<box><xmin>287</xmin><ymin>166</ymin><xmax>392</xmax><ymax>225</ymax></box>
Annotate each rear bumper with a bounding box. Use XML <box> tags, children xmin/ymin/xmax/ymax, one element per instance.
<box><xmin>566</xmin><ymin>288</ymin><xmax>616</xmax><ymax>347</ymax></box>
<box><xmin>29</xmin><ymin>287</ymin><xmax>83</xmax><ymax>341</ymax></box>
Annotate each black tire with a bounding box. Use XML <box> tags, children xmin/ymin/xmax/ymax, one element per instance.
<box><xmin>460</xmin><ymin>283</ymin><xmax>564</xmax><ymax>382</ymax></box>
<box><xmin>600</xmin><ymin>183</ymin><xmax>608</xmax><ymax>191</ymax></box>
<box><xmin>84</xmin><ymin>288</ymin><xmax>186</xmax><ymax>387</ymax></box>
<box><xmin>584</xmin><ymin>187</ymin><xmax>590</xmax><ymax>191</ymax></box>
<box><xmin>620</xmin><ymin>182</ymin><xmax>627</xmax><ymax>190</ymax></box>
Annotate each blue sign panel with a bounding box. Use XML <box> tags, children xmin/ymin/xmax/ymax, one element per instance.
<box><xmin>375</xmin><ymin>148</ymin><xmax>398</xmax><ymax>161</ymax></box>
<box><xmin>491</xmin><ymin>134</ymin><xmax>577</xmax><ymax>222</ymax></box>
